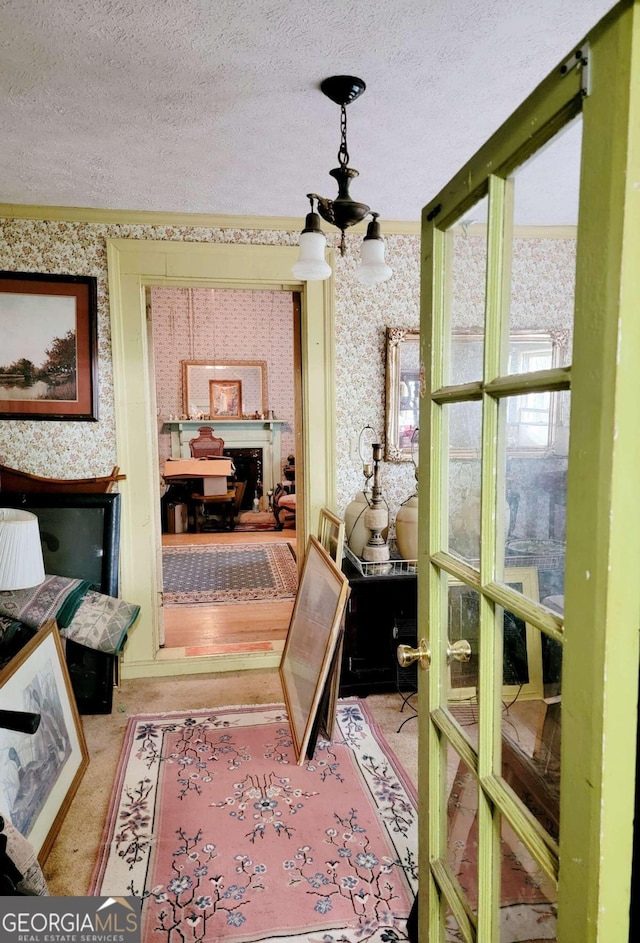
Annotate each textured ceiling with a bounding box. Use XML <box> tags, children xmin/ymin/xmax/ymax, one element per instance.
<box><xmin>0</xmin><ymin>0</ymin><xmax>616</xmax><ymax>224</ymax></box>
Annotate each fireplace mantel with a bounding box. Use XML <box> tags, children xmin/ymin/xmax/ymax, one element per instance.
<box><xmin>164</xmin><ymin>420</ymin><xmax>287</xmax><ymax>492</ymax></box>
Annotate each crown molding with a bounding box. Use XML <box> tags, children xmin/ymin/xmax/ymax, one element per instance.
<box><xmin>1</xmin><ymin>204</ymin><xmax>574</xmax><ymax>239</ymax></box>
<box><xmin>0</xmin><ymin>202</ymin><xmax>421</xmax><ymax>235</ymax></box>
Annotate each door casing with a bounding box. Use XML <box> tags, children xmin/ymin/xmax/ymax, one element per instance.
<box><xmin>107</xmin><ymin>239</ymin><xmax>336</xmax><ymax>678</ymax></box>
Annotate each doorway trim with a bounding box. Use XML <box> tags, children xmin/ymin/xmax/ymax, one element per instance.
<box><xmin>106</xmin><ymin>238</ymin><xmax>336</xmax><ymax>679</ymax></box>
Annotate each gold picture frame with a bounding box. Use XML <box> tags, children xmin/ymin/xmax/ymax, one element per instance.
<box><xmin>447</xmin><ymin>567</ymin><xmax>544</xmax><ymax>702</ymax></box>
<box><xmin>317</xmin><ymin>507</ymin><xmax>345</xmax><ymax>565</ymax></box>
<box><xmin>182</xmin><ymin>359</ymin><xmax>267</xmax><ymax>417</ymax></box>
<box><xmin>209</xmin><ymin>378</ymin><xmax>242</xmax><ymax>419</ymax></box>
<box><xmin>384</xmin><ymin>327</ymin><xmax>420</xmax><ymax>462</ymax></box>
<box><xmin>0</xmin><ymin>622</ymin><xmax>89</xmax><ymax>862</ymax></box>
<box><xmin>279</xmin><ymin>535</ymin><xmax>350</xmax><ymax>763</ymax></box>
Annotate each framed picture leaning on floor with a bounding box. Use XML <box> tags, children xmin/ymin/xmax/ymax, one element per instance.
<box><xmin>279</xmin><ymin>535</ymin><xmax>350</xmax><ymax>764</ymax></box>
<box><xmin>0</xmin><ymin>621</ymin><xmax>89</xmax><ymax>862</ymax></box>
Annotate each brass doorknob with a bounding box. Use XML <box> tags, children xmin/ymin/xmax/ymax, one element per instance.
<box><xmin>447</xmin><ymin>639</ymin><xmax>471</xmax><ymax>663</ymax></box>
<box><xmin>397</xmin><ymin>639</ymin><xmax>431</xmax><ymax>671</ymax></box>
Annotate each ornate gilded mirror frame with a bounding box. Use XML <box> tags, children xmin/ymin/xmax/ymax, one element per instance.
<box><xmin>385</xmin><ymin>327</ymin><xmax>420</xmax><ymax>462</ymax></box>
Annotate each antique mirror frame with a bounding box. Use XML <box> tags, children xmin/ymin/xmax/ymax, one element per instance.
<box><xmin>385</xmin><ymin>328</ymin><xmax>420</xmax><ymax>462</ymax></box>
<box><xmin>385</xmin><ymin>328</ymin><xmax>570</xmax><ymax>461</ymax></box>
<box><xmin>182</xmin><ymin>360</ymin><xmax>267</xmax><ymax>418</ymax></box>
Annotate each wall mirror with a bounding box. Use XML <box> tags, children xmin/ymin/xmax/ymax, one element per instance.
<box><xmin>182</xmin><ymin>360</ymin><xmax>268</xmax><ymax>418</ymax></box>
<box><xmin>385</xmin><ymin>328</ymin><xmax>420</xmax><ymax>461</ymax></box>
<box><xmin>385</xmin><ymin>329</ymin><xmax>569</xmax><ymax>461</ymax></box>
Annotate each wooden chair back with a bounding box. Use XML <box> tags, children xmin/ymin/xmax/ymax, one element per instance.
<box><xmin>189</xmin><ymin>427</ymin><xmax>225</xmax><ymax>457</ymax></box>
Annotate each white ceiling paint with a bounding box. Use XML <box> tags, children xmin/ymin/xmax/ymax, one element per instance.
<box><xmin>0</xmin><ymin>0</ymin><xmax>616</xmax><ymax>224</ymax></box>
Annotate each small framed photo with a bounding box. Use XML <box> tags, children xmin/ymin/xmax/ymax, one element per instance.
<box><xmin>0</xmin><ymin>271</ymin><xmax>98</xmax><ymax>421</ymax></box>
<box><xmin>209</xmin><ymin>379</ymin><xmax>242</xmax><ymax>419</ymax></box>
<box><xmin>0</xmin><ymin>622</ymin><xmax>89</xmax><ymax>862</ymax></box>
<box><xmin>279</xmin><ymin>535</ymin><xmax>350</xmax><ymax>763</ymax></box>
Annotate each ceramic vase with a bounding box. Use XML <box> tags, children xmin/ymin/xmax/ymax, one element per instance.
<box><xmin>344</xmin><ymin>491</ymin><xmax>372</xmax><ymax>557</ymax></box>
<box><xmin>395</xmin><ymin>494</ymin><xmax>419</xmax><ymax>561</ymax></box>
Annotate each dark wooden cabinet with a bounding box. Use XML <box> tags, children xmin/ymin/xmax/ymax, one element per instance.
<box><xmin>339</xmin><ymin>558</ymin><xmax>417</xmax><ymax>696</ymax></box>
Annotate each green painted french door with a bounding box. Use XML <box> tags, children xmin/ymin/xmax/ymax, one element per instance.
<box><xmin>414</xmin><ymin>2</ymin><xmax>640</xmax><ymax>940</ymax></box>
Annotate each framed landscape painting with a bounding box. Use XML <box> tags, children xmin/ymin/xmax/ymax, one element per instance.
<box><xmin>0</xmin><ymin>271</ymin><xmax>98</xmax><ymax>420</ymax></box>
<box><xmin>0</xmin><ymin>622</ymin><xmax>89</xmax><ymax>862</ymax></box>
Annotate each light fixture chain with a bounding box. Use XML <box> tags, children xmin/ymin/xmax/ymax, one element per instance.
<box><xmin>338</xmin><ymin>104</ymin><xmax>349</xmax><ymax>168</ymax></box>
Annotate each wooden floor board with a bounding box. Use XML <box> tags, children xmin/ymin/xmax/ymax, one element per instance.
<box><xmin>161</xmin><ymin>529</ymin><xmax>296</xmax><ymax>656</ymax></box>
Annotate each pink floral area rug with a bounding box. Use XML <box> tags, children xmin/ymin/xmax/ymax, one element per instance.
<box><xmin>90</xmin><ymin>700</ymin><xmax>418</xmax><ymax>943</ymax></box>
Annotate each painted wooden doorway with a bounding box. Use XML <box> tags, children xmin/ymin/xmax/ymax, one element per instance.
<box><xmin>107</xmin><ymin>240</ymin><xmax>336</xmax><ymax>679</ymax></box>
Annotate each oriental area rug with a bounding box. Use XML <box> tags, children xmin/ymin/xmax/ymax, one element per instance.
<box><xmin>162</xmin><ymin>542</ymin><xmax>298</xmax><ymax>605</ymax></box>
<box><xmin>90</xmin><ymin>701</ymin><xmax>418</xmax><ymax>943</ymax></box>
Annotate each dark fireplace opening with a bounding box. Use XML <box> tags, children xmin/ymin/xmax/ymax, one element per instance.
<box><xmin>224</xmin><ymin>448</ymin><xmax>263</xmax><ymax>510</ymax></box>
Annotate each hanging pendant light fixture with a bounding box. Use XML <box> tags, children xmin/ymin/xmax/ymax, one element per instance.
<box><xmin>292</xmin><ymin>75</ymin><xmax>392</xmax><ymax>285</ymax></box>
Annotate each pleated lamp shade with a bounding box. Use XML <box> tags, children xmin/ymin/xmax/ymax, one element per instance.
<box><xmin>0</xmin><ymin>508</ymin><xmax>46</xmax><ymax>590</ymax></box>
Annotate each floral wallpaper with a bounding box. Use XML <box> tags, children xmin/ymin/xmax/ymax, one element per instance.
<box><xmin>334</xmin><ymin>235</ymin><xmax>421</xmax><ymax>525</ymax></box>
<box><xmin>0</xmin><ymin>214</ymin><xmax>574</xmax><ymax>533</ymax></box>
<box><xmin>0</xmin><ymin>215</ymin><xmax>420</xmax><ymax>524</ymax></box>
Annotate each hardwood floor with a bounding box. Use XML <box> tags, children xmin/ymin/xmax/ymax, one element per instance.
<box><xmin>161</xmin><ymin>528</ymin><xmax>296</xmax><ymax>658</ymax></box>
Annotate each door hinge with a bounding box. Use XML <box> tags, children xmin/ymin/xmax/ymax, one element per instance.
<box><xmin>560</xmin><ymin>42</ymin><xmax>590</xmax><ymax>97</ymax></box>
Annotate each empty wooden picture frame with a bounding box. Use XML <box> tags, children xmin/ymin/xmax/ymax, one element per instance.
<box><xmin>317</xmin><ymin>506</ymin><xmax>345</xmax><ymax>565</ymax></box>
<box><xmin>280</xmin><ymin>535</ymin><xmax>350</xmax><ymax>763</ymax></box>
<box><xmin>0</xmin><ymin>621</ymin><xmax>89</xmax><ymax>862</ymax></box>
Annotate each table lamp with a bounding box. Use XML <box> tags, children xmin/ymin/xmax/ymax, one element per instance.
<box><xmin>362</xmin><ymin>443</ymin><xmax>390</xmax><ymax>564</ymax></box>
<box><xmin>345</xmin><ymin>425</ymin><xmax>376</xmax><ymax>556</ymax></box>
<box><xmin>0</xmin><ymin>508</ymin><xmax>46</xmax><ymax>591</ymax></box>
<box><xmin>0</xmin><ymin>508</ymin><xmax>45</xmax><ymax>735</ymax></box>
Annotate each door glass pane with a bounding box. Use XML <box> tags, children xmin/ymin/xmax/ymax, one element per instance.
<box><xmin>501</xmin><ymin>650</ymin><xmax>562</xmax><ymax>841</ymax></box>
<box><xmin>448</xmin><ymin>401</ymin><xmax>482</xmax><ymax>562</ymax></box>
<box><xmin>448</xmin><ymin>581</ymin><xmax>481</xmax><ymax>703</ymax></box>
<box><xmin>447</xmin><ymin>751</ymin><xmax>479</xmax><ymax>914</ymax></box>
<box><xmin>499</xmin><ymin>596</ymin><xmax>544</xmax><ymax>702</ymax></box>
<box><xmin>506</xmin><ymin>117</ymin><xmax>581</xmax><ymax>369</ymax></box>
<box><xmin>499</xmin><ymin>816</ymin><xmax>558</xmax><ymax>941</ymax></box>
<box><xmin>445</xmin><ymin>195</ymin><xmax>489</xmax><ymax>386</ymax></box>
<box><xmin>501</xmin><ymin>393</ymin><xmax>570</xmax><ymax>595</ymax></box>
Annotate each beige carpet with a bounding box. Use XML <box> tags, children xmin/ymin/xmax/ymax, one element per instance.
<box><xmin>43</xmin><ymin>670</ymin><xmax>418</xmax><ymax>896</ymax></box>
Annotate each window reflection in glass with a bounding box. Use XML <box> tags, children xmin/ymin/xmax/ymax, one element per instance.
<box><xmin>444</xmin><ymin>195</ymin><xmax>489</xmax><ymax>387</ymax></box>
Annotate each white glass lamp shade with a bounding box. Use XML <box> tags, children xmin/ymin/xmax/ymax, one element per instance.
<box><xmin>0</xmin><ymin>508</ymin><xmax>46</xmax><ymax>590</ymax></box>
<box><xmin>291</xmin><ymin>230</ymin><xmax>332</xmax><ymax>281</ymax></box>
<box><xmin>355</xmin><ymin>233</ymin><xmax>392</xmax><ymax>285</ymax></box>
